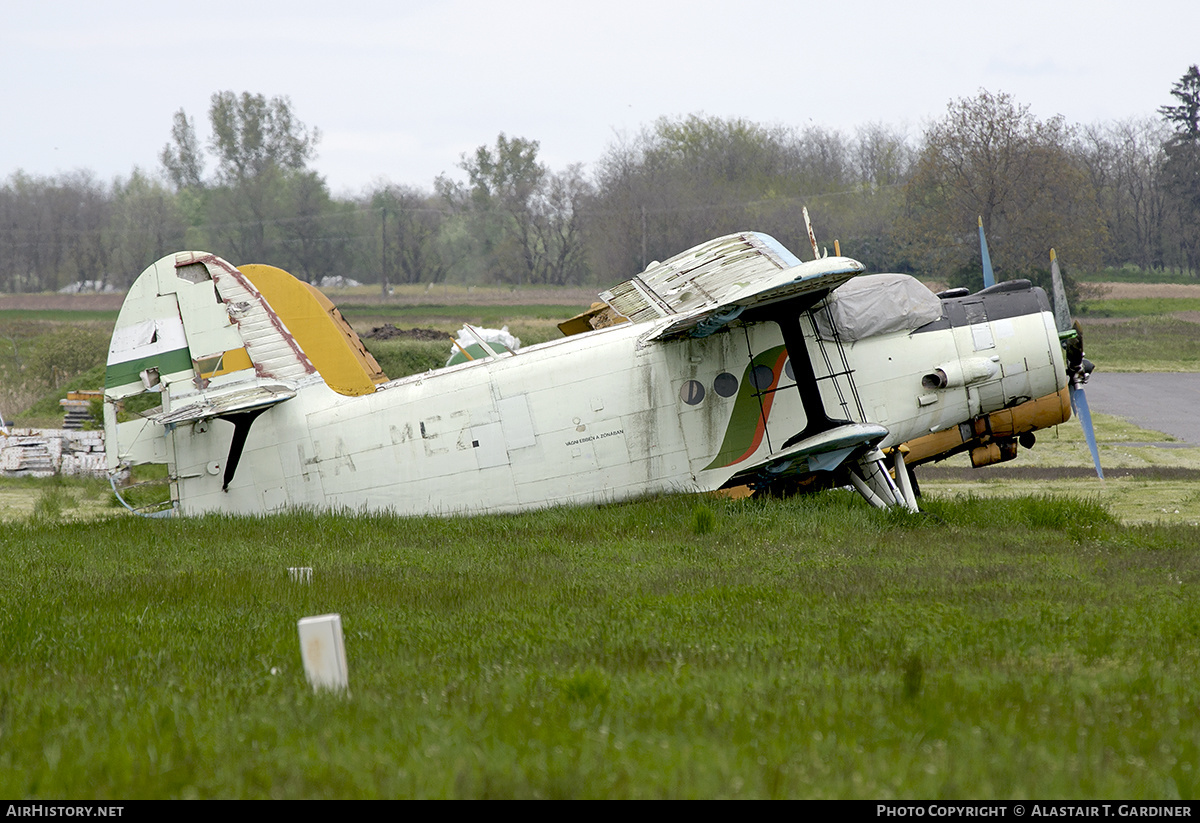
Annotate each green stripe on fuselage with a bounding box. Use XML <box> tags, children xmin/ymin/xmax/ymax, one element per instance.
<box><xmin>105</xmin><ymin>347</ymin><xmax>193</xmax><ymax>389</ymax></box>
<box><xmin>704</xmin><ymin>345</ymin><xmax>787</xmax><ymax>470</ymax></box>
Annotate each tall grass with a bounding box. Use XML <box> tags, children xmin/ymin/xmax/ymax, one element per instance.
<box><xmin>1</xmin><ymin>491</ymin><xmax>1197</xmax><ymax>798</ymax></box>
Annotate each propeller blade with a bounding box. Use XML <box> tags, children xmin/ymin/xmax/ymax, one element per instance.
<box><xmin>978</xmin><ymin>216</ymin><xmax>995</xmax><ymax>288</ymax></box>
<box><xmin>1050</xmin><ymin>248</ymin><xmax>1102</xmax><ymax>480</ymax></box>
<box><xmin>1070</xmin><ymin>383</ymin><xmax>1105</xmax><ymax>480</ymax></box>
<box><xmin>1049</xmin><ymin>248</ymin><xmax>1073</xmax><ymax>333</ymax></box>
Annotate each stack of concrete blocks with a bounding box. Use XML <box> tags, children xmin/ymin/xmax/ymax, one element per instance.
<box><xmin>59</xmin><ymin>390</ymin><xmax>102</xmax><ymax>430</ymax></box>
<box><xmin>0</xmin><ymin>429</ymin><xmax>117</xmax><ymax>479</ymax></box>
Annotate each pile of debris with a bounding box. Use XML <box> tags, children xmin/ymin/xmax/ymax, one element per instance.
<box><xmin>360</xmin><ymin>324</ymin><xmax>446</xmax><ymax>341</ymax></box>
<box><xmin>59</xmin><ymin>390</ymin><xmax>101</xmax><ymax>430</ymax></box>
<box><xmin>0</xmin><ymin>429</ymin><xmax>110</xmax><ymax>477</ymax></box>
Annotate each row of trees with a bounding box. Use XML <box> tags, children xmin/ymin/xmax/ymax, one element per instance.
<box><xmin>2</xmin><ymin>71</ymin><xmax>1200</xmax><ymax>294</ymax></box>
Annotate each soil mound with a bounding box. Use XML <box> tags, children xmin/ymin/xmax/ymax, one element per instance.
<box><xmin>361</xmin><ymin>324</ymin><xmax>446</xmax><ymax>341</ymax></box>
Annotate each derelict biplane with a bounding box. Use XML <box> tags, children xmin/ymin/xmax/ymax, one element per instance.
<box><xmin>103</xmin><ymin>225</ymin><xmax>1098</xmax><ymax>517</ymax></box>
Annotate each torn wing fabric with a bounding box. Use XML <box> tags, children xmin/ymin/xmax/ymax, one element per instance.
<box><xmin>815</xmin><ymin>274</ymin><xmax>943</xmax><ymax>342</ymax></box>
<box><xmin>149</xmin><ymin>383</ymin><xmax>296</xmax><ymax>426</ymax></box>
<box><xmin>601</xmin><ymin>232</ymin><xmax>866</xmax><ymax>338</ymax></box>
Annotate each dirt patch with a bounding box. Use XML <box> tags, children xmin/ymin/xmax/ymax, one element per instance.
<box><xmin>360</xmin><ymin>324</ymin><xmax>447</xmax><ymax>341</ymax></box>
<box><xmin>0</xmin><ymin>293</ymin><xmax>125</xmax><ymax>311</ymax></box>
<box><xmin>335</xmin><ymin>285</ymin><xmax>598</xmax><ymax>307</ymax></box>
<box><xmin>1096</xmin><ymin>282</ymin><xmax>1200</xmax><ymax>300</ymax></box>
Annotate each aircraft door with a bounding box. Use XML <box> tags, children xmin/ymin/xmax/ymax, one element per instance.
<box><xmin>953</xmin><ymin>299</ymin><xmax>1008</xmax><ymax>415</ymax></box>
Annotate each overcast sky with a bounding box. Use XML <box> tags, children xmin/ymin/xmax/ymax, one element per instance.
<box><xmin>3</xmin><ymin>1</ymin><xmax>1196</xmax><ymax>197</ymax></box>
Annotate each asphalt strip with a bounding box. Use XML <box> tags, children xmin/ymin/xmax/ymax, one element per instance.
<box><xmin>1082</xmin><ymin>372</ymin><xmax>1200</xmax><ymax>446</ymax></box>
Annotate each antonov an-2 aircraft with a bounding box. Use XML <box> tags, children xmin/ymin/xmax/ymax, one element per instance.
<box><xmin>103</xmin><ymin>230</ymin><xmax>1095</xmax><ymax>517</ymax></box>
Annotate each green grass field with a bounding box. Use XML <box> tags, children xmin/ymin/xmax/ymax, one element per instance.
<box><xmin>1080</xmin><ymin>318</ymin><xmax>1200</xmax><ymax>372</ymax></box>
<box><xmin>916</xmin><ymin>412</ymin><xmax>1200</xmax><ymax>526</ymax></box>
<box><xmin>1077</xmin><ymin>298</ymin><xmax>1200</xmax><ymax>318</ymax></box>
<box><xmin>1</xmin><ymin>491</ymin><xmax>1198</xmax><ymax>799</ymax></box>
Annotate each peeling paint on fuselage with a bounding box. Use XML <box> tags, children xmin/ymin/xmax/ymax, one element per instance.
<box><xmin>166</xmin><ymin>287</ymin><xmax>1065</xmax><ymax>517</ymax></box>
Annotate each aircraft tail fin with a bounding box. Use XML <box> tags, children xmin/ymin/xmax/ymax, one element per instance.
<box><xmin>104</xmin><ymin>252</ymin><xmax>381</xmax><ymax>474</ymax></box>
<box><xmin>105</xmin><ymin>252</ymin><xmax>314</xmax><ymax>403</ymax></box>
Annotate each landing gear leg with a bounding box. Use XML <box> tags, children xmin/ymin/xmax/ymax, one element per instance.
<box><xmin>849</xmin><ymin>448</ymin><xmax>919</xmax><ymax>512</ymax></box>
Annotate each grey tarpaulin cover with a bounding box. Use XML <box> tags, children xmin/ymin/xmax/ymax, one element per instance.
<box><xmin>814</xmin><ymin>273</ymin><xmax>943</xmax><ymax>342</ymax></box>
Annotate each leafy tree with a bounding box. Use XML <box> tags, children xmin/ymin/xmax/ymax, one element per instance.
<box><xmin>0</xmin><ymin>172</ymin><xmax>116</xmax><ymax>292</ymax></box>
<box><xmin>589</xmin><ymin>115</ymin><xmax>903</xmax><ymax>281</ymax></box>
<box><xmin>106</xmin><ymin>170</ymin><xmax>187</xmax><ymax>288</ymax></box>
<box><xmin>159</xmin><ymin>109</ymin><xmax>205</xmax><ymax>191</ymax></box>
<box><xmin>374</xmin><ymin>184</ymin><xmax>448</xmax><ymax>285</ymax></box>
<box><xmin>834</xmin><ymin>124</ymin><xmax>916</xmax><ymax>270</ymax></box>
<box><xmin>442</xmin><ymin>134</ymin><xmax>591</xmax><ymax>285</ymax></box>
<box><xmin>207</xmin><ymin>92</ymin><xmax>319</xmax><ymax>185</ymax></box>
<box><xmin>456</xmin><ymin>133</ymin><xmax>544</xmax><ymax>284</ymax></box>
<box><xmin>0</xmin><ymin>172</ymin><xmax>58</xmax><ymax>291</ymax></box>
<box><xmin>1160</xmin><ymin>65</ymin><xmax>1200</xmax><ymax>272</ymax></box>
<box><xmin>1081</xmin><ymin>119</ymin><xmax>1173</xmax><ymax>271</ymax></box>
<box><xmin>533</xmin><ymin>164</ymin><xmax>592</xmax><ymax>286</ymax></box>
<box><xmin>59</xmin><ymin>170</ymin><xmax>112</xmax><ymax>290</ymax></box>
<box><xmin>206</xmin><ymin>92</ymin><xmax>321</xmax><ymax>265</ymax></box>
<box><xmin>900</xmin><ymin>90</ymin><xmax>1107</xmax><ymax>292</ymax></box>
<box><xmin>272</xmin><ymin>170</ymin><xmax>357</xmax><ymax>283</ymax></box>
<box><xmin>160</xmin><ymin>92</ymin><xmax>329</xmax><ymax>268</ymax></box>
<box><xmin>591</xmin><ymin>116</ymin><xmax>799</xmax><ymax>280</ymax></box>
<box><xmin>852</xmin><ymin>122</ymin><xmax>915</xmax><ymax>191</ymax></box>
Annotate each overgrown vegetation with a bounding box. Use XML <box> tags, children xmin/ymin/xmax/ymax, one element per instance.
<box><xmin>0</xmin><ymin>319</ymin><xmax>108</xmax><ymax>425</ymax></box>
<box><xmin>0</xmin><ymin>491</ymin><xmax>1196</xmax><ymax>798</ymax></box>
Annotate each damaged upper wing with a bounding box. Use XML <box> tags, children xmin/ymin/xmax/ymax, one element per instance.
<box><xmin>592</xmin><ymin>231</ymin><xmax>865</xmax><ymax>339</ymax></box>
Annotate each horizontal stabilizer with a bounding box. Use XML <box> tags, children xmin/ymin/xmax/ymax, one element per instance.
<box><xmin>597</xmin><ymin>232</ymin><xmax>865</xmax><ymax>339</ymax></box>
<box><xmin>150</xmin><ymin>383</ymin><xmax>296</xmax><ymax>426</ymax></box>
<box><xmin>730</xmin><ymin>422</ymin><xmax>889</xmax><ymax>483</ymax></box>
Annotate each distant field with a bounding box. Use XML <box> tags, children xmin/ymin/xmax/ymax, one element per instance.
<box><xmin>1077</xmin><ymin>296</ymin><xmax>1200</xmax><ymax>318</ymax></box>
<box><xmin>3</xmin><ymin>279</ymin><xmax>1199</xmax><ymax>425</ymax></box>
<box><xmin>334</xmin><ymin>282</ymin><xmax>598</xmax><ymax>308</ymax></box>
<box><xmin>0</xmin><ymin>308</ymin><xmax>120</xmax><ymax>323</ymax></box>
<box><xmin>1081</xmin><ymin>316</ymin><xmax>1200</xmax><ymax>372</ymax></box>
<box><xmin>1078</xmin><ymin>267</ymin><xmax>1200</xmax><ymax>286</ymax></box>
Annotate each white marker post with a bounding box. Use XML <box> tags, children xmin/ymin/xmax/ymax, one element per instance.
<box><xmin>297</xmin><ymin>614</ymin><xmax>350</xmax><ymax>695</ymax></box>
<box><xmin>288</xmin><ymin>567</ymin><xmax>313</xmax><ymax>583</ymax></box>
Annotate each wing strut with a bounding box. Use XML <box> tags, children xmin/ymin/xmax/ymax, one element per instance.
<box><xmin>769</xmin><ymin>304</ymin><xmax>918</xmax><ymax>512</ymax></box>
<box><xmin>775</xmin><ymin>312</ymin><xmax>851</xmax><ymax>446</ymax></box>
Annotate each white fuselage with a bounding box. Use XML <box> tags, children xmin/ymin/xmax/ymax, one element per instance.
<box><xmin>166</xmin><ymin>303</ymin><xmax>1066</xmax><ymax>517</ymax></box>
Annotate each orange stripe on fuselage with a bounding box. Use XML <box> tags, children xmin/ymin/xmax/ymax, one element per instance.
<box><xmin>729</xmin><ymin>349</ymin><xmax>789</xmax><ymax>465</ymax></box>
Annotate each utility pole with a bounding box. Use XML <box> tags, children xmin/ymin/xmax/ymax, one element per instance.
<box><xmin>641</xmin><ymin>205</ymin><xmax>647</xmax><ymax>271</ymax></box>
<box><xmin>381</xmin><ymin>205</ymin><xmax>388</xmax><ymax>297</ymax></box>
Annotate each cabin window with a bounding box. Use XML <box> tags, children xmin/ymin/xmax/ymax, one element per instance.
<box><xmin>750</xmin><ymin>365</ymin><xmax>775</xmax><ymax>391</ymax></box>
<box><xmin>680</xmin><ymin>380</ymin><xmax>705</xmax><ymax>405</ymax></box>
<box><xmin>713</xmin><ymin>372</ymin><xmax>739</xmax><ymax>397</ymax></box>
